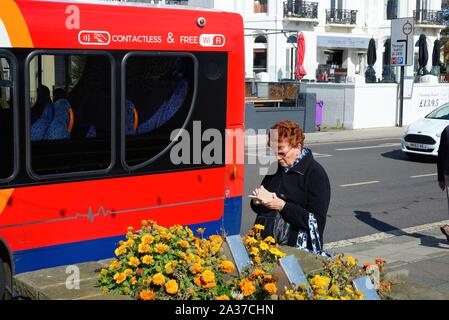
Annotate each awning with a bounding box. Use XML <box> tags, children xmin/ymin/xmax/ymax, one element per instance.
<box><xmin>317</xmin><ymin>36</ymin><xmax>371</xmax><ymax>49</ymax></box>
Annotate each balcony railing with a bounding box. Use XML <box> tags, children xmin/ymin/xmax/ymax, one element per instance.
<box><xmin>326</xmin><ymin>9</ymin><xmax>357</xmax><ymax>25</ymax></box>
<box><xmin>284</xmin><ymin>1</ymin><xmax>319</xmax><ymax>20</ymax></box>
<box><xmin>413</xmin><ymin>10</ymin><xmax>444</xmax><ymax>25</ymax></box>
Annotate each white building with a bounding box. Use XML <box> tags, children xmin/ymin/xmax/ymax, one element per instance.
<box><xmin>189</xmin><ymin>0</ymin><xmax>446</xmax><ymax>83</ymax></box>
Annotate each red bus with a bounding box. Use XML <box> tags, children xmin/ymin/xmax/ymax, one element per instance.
<box><xmin>0</xmin><ymin>0</ymin><xmax>244</xmax><ymax>298</ymax></box>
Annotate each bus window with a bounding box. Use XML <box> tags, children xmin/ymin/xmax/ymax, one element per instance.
<box><xmin>0</xmin><ymin>56</ymin><xmax>14</xmax><ymax>180</ymax></box>
<box><xmin>28</xmin><ymin>53</ymin><xmax>113</xmax><ymax>176</ymax></box>
<box><xmin>124</xmin><ymin>54</ymin><xmax>194</xmax><ymax>168</ymax></box>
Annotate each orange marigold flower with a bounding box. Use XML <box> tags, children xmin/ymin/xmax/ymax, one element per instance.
<box><xmin>219</xmin><ymin>261</ymin><xmax>235</xmax><ymax>273</ymax></box>
<box><xmin>215</xmin><ymin>295</ymin><xmax>230</xmax><ymax>300</ymax></box>
<box><xmin>141</xmin><ymin>234</ymin><xmax>154</xmax><ymax>245</ymax></box>
<box><xmin>364</xmin><ymin>262</ymin><xmax>372</xmax><ymax>268</ymax></box>
<box><xmin>141</xmin><ymin>255</ymin><xmax>154</xmax><ymax>265</ymax></box>
<box><xmin>264</xmin><ymin>283</ymin><xmax>278</xmax><ymax>294</ymax></box>
<box><xmin>200</xmin><ymin>270</ymin><xmax>215</xmax><ymax>284</ymax></box>
<box><xmin>240</xmin><ymin>278</ymin><xmax>256</xmax><ymax>297</ymax></box>
<box><xmin>152</xmin><ymin>273</ymin><xmax>166</xmax><ymax>286</ymax></box>
<box><xmin>375</xmin><ymin>258</ymin><xmax>386</xmax><ymax>265</ymax></box>
<box><xmin>113</xmin><ymin>272</ymin><xmax>126</xmax><ymax>284</ymax></box>
<box><xmin>194</xmin><ymin>276</ymin><xmax>202</xmax><ymax>287</ymax></box>
<box><xmin>254</xmin><ymin>256</ymin><xmax>261</xmax><ymax>264</ymax></box>
<box><xmin>252</xmin><ymin>269</ymin><xmax>265</xmax><ymax>278</ymax></box>
<box><xmin>138</xmin><ymin>243</ymin><xmax>151</xmax><ymax>254</ymax></box>
<box><xmin>345</xmin><ymin>256</ymin><xmax>357</xmax><ymax>265</ymax></box>
<box><xmin>131</xmin><ymin>277</ymin><xmax>138</xmax><ymax>285</ymax></box>
<box><xmin>165</xmin><ymin>280</ymin><xmax>179</xmax><ymax>295</ymax></box>
<box><xmin>128</xmin><ymin>257</ymin><xmax>140</xmax><ymax>267</ymax></box>
<box><xmin>209</xmin><ymin>235</ymin><xmax>223</xmax><ymax>243</ymax></box>
<box><xmin>178</xmin><ymin>240</ymin><xmax>190</xmax><ymax>249</ymax></box>
<box><xmin>139</xmin><ymin>290</ymin><xmax>155</xmax><ymax>300</ymax></box>
<box><xmin>197</xmin><ymin>228</ymin><xmax>206</xmax><ymax>234</ymax></box>
<box><xmin>190</xmin><ymin>262</ymin><xmax>203</xmax><ymax>275</ymax></box>
<box><xmin>154</xmin><ymin>243</ymin><xmax>169</xmax><ymax>254</ymax></box>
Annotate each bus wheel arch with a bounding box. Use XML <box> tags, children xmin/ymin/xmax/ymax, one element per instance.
<box><xmin>0</xmin><ymin>239</ymin><xmax>13</xmax><ymax>300</ymax></box>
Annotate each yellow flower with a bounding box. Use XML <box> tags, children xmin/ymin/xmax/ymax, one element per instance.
<box><xmin>142</xmin><ymin>255</ymin><xmax>154</xmax><ymax>265</ymax></box>
<box><xmin>190</xmin><ymin>262</ymin><xmax>203</xmax><ymax>275</ymax></box>
<box><xmin>346</xmin><ymin>256</ymin><xmax>357</xmax><ymax>265</ymax></box>
<box><xmin>259</xmin><ymin>242</ymin><xmax>269</xmax><ymax>251</ymax></box>
<box><xmin>165</xmin><ymin>262</ymin><xmax>173</xmax><ymax>274</ymax></box>
<box><xmin>269</xmin><ymin>247</ymin><xmax>286</xmax><ymax>257</ymax></box>
<box><xmin>245</xmin><ymin>236</ymin><xmax>258</xmax><ymax>245</ymax></box>
<box><xmin>165</xmin><ymin>280</ymin><xmax>179</xmax><ymax>295</ymax></box>
<box><xmin>310</xmin><ymin>275</ymin><xmax>330</xmax><ymax>290</ymax></box>
<box><xmin>200</xmin><ymin>270</ymin><xmax>215</xmax><ymax>284</ymax></box>
<box><xmin>254</xmin><ymin>224</ymin><xmax>265</xmax><ymax>230</ymax></box>
<box><xmin>100</xmin><ymin>269</ymin><xmax>108</xmax><ymax>276</ymax></box>
<box><xmin>102</xmin><ymin>286</ymin><xmax>109</xmax><ymax>294</ymax></box>
<box><xmin>355</xmin><ymin>290</ymin><xmax>364</xmax><ymax>299</ymax></box>
<box><xmin>219</xmin><ymin>261</ymin><xmax>235</xmax><ymax>273</ymax></box>
<box><xmin>254</xmin><ymin>256</ymin><xmax>261</xmax><ymax>264</ymax></box>
<box><xmin>138</xmin><ymin>243</ymin><xmax>151</xmax><ymax>254</ymax></box>
<box><xmin>139</xmin><ymin>290</ymin><xmax>155</xmax><ymax>300</ymax></box>
<box><xmin>264</xmin><ymin>283</ymin><xmax>278</xmax><ymax>294</ymax></box>
<box><xmin>197</xmin><ymin>228</ymin><xmax>206</xmax><ymax>234</ymax></box>
<box><xmin>209</xmin><ymin>235</ymin><xmax>223</xmax><ymax>244</ymax></box>
<box><xmin>263</xmin><ymin>236</ymin><xmax>276</xmax><ymax>244</ymax></box>
<box><xmin>178</xmin><ymin>240</ymin><xmax>190</xmax><ymax>249</ymax></box>
<box><xmin>141</xmin><ymin>234</ymin><xmax>154</xmax><ymax>245</ymax></box>
<box><xmin>114</xmin><ymin>245</ymin><xmax>127</xmax><ymax>257</ymax></box>
<box><xmin>152</xmin><ymin>273</ymin><xmax>166</xmax><ymax>286</ymax></box>
<box><xmin>113</xmin><ymin>272</ymin><xmax>126</xmax><ymax>284</ymax></box>
<box><xmin>252</xmin><ymin>269</ymin><xmax>265</xmax><ymax>278</ymax></box>
<box><xmin>194</xmin><ymin>276</ymin><xmax>202</xmax><ymax>287</ymax></box>
<box><xmin>240</xmin><ymin>278</ymin><xmax>256</xmax><ymax>297</ymax></box>
<box><xmin>124</xmin><ymin>268</ymin><xmax>133</xmax><ymax>277</ymax></box>
<box><xmin>250</xmin><ymin>247</ymin><xmax>260</xmax><ymax>256</ymax></box>
<box><xmin>330</xmin><ymin>284</ymin><xmax>340</xmax><ymax>295</ymax></box>
<box><xmin>215</xmin><ymin>295</ymin><xmax>230</xmax><ymax>300</ymax></box>
<box><xmin>131</xmin><ymin>277</ymin><xmax>138</xmax><ymax>285</ymax></box>
<box><xmin>109</xmin><ymin>260</ymin><xmax>121</xmax><ymax>270</ymax></box>
<box><xmin>128</xmin><ymin>256</ymin><xmax>140</xmax><ymax>267</ymax></box>
<box><xmin>124</xmin><ymin>239</ymin><xmax>135</xmax><ymax>249</ymax></box>
<box><xmin>154</xmin><ymin>243</ymin><xmax>169</xmax><ymax>254</ymax></box>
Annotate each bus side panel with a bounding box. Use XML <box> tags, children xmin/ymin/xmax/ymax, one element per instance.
<box><xmin>0</xmin><ymin>167</ymin><xmax>225</xmax><ymax>252</ymax></box>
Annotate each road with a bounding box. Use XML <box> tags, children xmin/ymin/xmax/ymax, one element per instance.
<box><xmin>242</xmin><ymin>138</ymin><xmax>448</xmax><ymax>244</ymax></box>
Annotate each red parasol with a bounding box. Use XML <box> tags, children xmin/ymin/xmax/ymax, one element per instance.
<box><xmin>294</xmin><ymin>33</ymin><xmax>307</xmax><ymax>80</ymax></box>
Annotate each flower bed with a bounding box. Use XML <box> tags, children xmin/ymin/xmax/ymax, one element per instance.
<box><xmin>97</xmin><ymin>221</ymin><xmax>393</xmax><ymax>300</ymax></box>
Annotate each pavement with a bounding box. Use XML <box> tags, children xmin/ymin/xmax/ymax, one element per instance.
<box><xmin>246</xmin><ymin>126</ymin><xmax>405</xmax><ymax>148</ymax></box>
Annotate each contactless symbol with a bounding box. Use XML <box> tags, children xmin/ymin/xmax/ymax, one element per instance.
<box><xmin>78</xmin><ymin>31</ymin><xmax>111</xmax><ymax>45</ymax></box>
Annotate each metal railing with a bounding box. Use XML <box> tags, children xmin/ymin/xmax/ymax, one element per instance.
<box><xmin>326</xmin><ymin>9</ymin><xmax>357</xmax><ymax>25</ymax></box>
<box><xmin>413</xmin><ymin>10</ymin><xmax>444</xmax><ymax>25</ymax></box>
<box><xmin>283</xmin><ymin>1</ymin><xmax>319</xmax><ymax>19</ymax></box>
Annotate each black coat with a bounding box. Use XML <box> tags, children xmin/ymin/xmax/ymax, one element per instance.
<box><xmin>438</xmin><ymin>125</ymin><xmax>449</xmax><ymax>182</ymax></box>
<box><xmin>251</xmin><ymin>148</ymin><xmax>331</xmax><ymax>249</ymax></box>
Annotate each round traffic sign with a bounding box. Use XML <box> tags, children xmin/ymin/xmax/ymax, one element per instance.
<box><xmin>403</xmin><ymin>21</ymin><xmax>412</xmax><ymax>35</ymax></box>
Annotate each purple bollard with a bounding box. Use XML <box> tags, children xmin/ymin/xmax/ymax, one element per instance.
<box><xmin>315</xmin><ymin>100</ymin><xmax>323</xmax><ymax>130</ymax></box>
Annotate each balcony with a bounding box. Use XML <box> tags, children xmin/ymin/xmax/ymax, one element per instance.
<box><xmin>414</xmin><ymin>10</ymin><xmax>445</xmax><ymax>29</ymax></box>
<box><xmin>284</xmin><ymin>1</ymin><xmax>319</xmax><ymax>23</ymax></box>
<box><xmin>326</xmin><ymin>9</ymin><xmax>357</xmax><ymax>27</ymax></box>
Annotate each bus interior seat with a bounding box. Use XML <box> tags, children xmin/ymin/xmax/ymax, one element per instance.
<box><xmin>46</xmin><ymin>99</ymin><xmax>73</xmax><ymax>140</ymax></box>
<box><xmin>137</xmin><ymin>79</ymin><xmax>188</xmax><ymax>135</ymax></box>
<box><xmin>31</xmin><ymin>102</ymin><xmax>55</xmax><ymax>141</ymax></box>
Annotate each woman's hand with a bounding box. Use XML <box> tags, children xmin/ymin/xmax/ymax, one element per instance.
<box><xmin>262</xmin><ymin>193</ymin><xmax>286</xmax><ymax>211</ymax></box>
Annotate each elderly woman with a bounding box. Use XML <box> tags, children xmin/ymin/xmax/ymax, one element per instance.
<box><xmin>251</xmin><ymin>120</ymin><xmax>331</xmax><ymax>254</ymax></box>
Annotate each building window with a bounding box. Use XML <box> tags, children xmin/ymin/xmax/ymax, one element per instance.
<box><xmin>254</xmin><ymin>0</ymin><xmax>268</xmax><ymax>13</ymax></box>
<box><xmin>253</xmin><ymin>35</ymin><xmax>268</xmax><ymax>75</ymax></box>
<box><xmin>330</xmin><ymin>0</ymin><xmax>343</xmax><ymax>10</ymax></box>
<box><xmin>386</xmin><ymin>0</ymin><xmax>398</xmax><ymax>20</ymax></box>
<box><xmin>28</xmin><ymin>52</ymin><xmax>113</xmax><ymax>177</ymax></box>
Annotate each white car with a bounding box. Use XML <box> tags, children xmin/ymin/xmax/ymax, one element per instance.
<box><xmin>401</xmin><ymin>102</ymin><xmax>449</xmax><ymax>157</ymax></box>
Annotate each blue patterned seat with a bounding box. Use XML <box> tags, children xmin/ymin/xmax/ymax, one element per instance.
<box><xmin>31</xmin><ymin>102</ymin><xmax>54</xmax><ymax>141</ymax></box>
<box><xmin>137</xmin><ymin>80</ymin><xmax>188</xmax><ymax>135</ymax></box>
<box><xmin>47</xmin><ymin>99</ymin><xmax>73</xmax><ymax>140</ymax></box>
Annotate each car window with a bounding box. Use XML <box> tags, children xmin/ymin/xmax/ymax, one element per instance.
<box><xmin>426</xmin><ymin>103</ymin><xmax>449</xmax><ymax>120</ymax></box>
